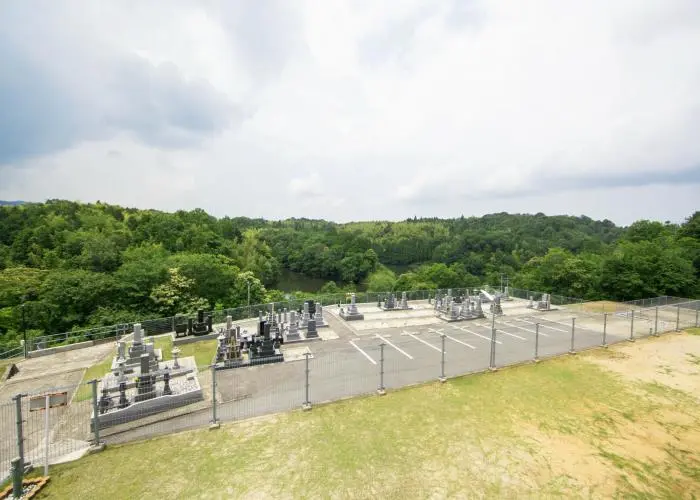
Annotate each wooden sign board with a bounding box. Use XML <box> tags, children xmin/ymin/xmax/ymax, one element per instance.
<box><xmin>29</xmin><ymin>392</ymin><xmax>68</xmax><ymax>411</ymax></box>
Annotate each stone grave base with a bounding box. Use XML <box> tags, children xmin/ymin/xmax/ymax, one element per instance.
<box><xmin>339</xmin><ymin>312</ymin><xmax>365</xmax><ymax>321</ymax></box>
<box><xmin>527</xmin><ymin>306</ymin><xmax>559</xmax><ymax>312</ymax></box>
<box><xmin>302</xmin><ymin>322</ymin><xmax>329</xmax><ymax>328</ymax></box>
<box><xmin>380</xmin><ymin>306</ymin><xmax>413</xmax><ymax>311</ymax></box>
<box><xmin>284</xmin><ymin>335</ymin><xmax>322</xmax><ymax>345</ymax></box>
<box><xmin>93</xmin><ymin>357</ymin><xmax>203</xmax><ymax>430</ymax></box>
<box><xmin>110</xmin><ymin>348</ymin><xmax>162</xmax><ymax>375</ymax></box>
<box><xmin>215</xmin><ymin>352</ymin><xmax>284</xmax><ymax>370</ymax></box>
<box><xmin>436</xmin><ymin>313</ymin><xmax>484</xmax><ymax>323</ymax></box>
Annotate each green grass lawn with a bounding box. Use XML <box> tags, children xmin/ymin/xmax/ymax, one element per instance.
<box><xmin>73</xmin><ymin>350</ymin><xmax>115</xmax><ymax>402</ymax></box>
<box><xmin>153</xmin><ymin>336</ymin><xmax>217</xmax><ymax>370</ymax></box>
<box><xmin>567</xmin><ymin>300</ymin><xmax>627</xmax><ymax>313</ymax></box>
<box><xmin>34</xmin><ymin>343</ymin><xmax>700</xmax><ymax>499</ymax></box>
<box><xmin>73</xmin><ymin>336</ymin><xmax>217</xmax><ymax>402</ymax></box>
<box><xmin>688</xmin><ymin>327</ymin><xmax>700</xmax><ymax>336</ymax></box>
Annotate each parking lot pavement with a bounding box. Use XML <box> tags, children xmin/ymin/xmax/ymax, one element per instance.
<box><xmin>106</xmin><ymin>305</ymin><xmax>625</xmax><ymax>444</ymax></box>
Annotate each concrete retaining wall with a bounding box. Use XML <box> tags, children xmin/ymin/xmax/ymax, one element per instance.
<box><xmin>28</xmin><ymin>335</ymin><xmax>130</xmax><ymax>358</ymax></box>
<box><xmin>172</xmin><ymin>332</ymin><xmax>219</xmax><ymax>346</ymax></box>
<box><xmin>92</xmin><ymin>387</ymin><xmax>204</xmax><ymax>430</ymax></box>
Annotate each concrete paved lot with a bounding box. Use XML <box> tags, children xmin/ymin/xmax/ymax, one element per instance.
<box><xmin>105</xmin><ymin>297</ymin><xmax>686</xmax><ymax>445</ymax></box>
<box><xmin>6</xmin><ymin>298</ymin><xmax>692</xmax><ymax>450</ymax></box>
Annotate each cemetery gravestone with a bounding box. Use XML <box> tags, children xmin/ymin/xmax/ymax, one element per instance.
<box><xmin>340</xmin><ymin>293</ymin><xmax>365</xmax><ymax>321</ymax></box>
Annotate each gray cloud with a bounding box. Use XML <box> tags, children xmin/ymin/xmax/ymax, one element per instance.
<box><xmin>1</xmin><ymin>0</ymin><xmax>699</xmax><ymax>226</ymax></box>
<box><xmin>102</xmin><ymin>56</ymin><xmax>238</xmax><ymax>149</ymax></box>
<box><xmin>0</xmin><ymin>4</ymin><xmax>237</xmax><ymax>165</ymax></box>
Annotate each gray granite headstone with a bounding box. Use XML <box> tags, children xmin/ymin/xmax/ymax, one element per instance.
<box><xmin>314</xmin><ymin>302</ymin><xmax>326</xmax><ymax>327</ymax></box>
<box><xmin>301</xmin><ymin>302</ymin><xmax>310</xmax><ymax>328</ymax></box>
<box><xmin>133</xmin><ymin>323</ymin><xmax>143</xmax><ymax>345</ymax></box>
<box><xmin>140</xmin><ymin>353</ymin><xmax>150</xmax><ymax>375</ymax></box>
<box><xmin>117</xmin><ymin>358</ymin><xmax>127</xmax><ymax>383</ymax></box>
<box><xmin>305</xmin><ymin>319</ymin><xmax>319</xmax><ymax>339</ymax></box>
<box><xmin>287</xmin><ymin>311</ymin><xmax>301</xmax><ymax>341</ymax></box>
<box><xmin>450</xmin><ymin>302</ymin><xmax>460</xmax><ymax>320</ymax></box>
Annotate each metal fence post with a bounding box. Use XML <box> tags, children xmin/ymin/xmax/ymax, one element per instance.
<box><xmin>628</xmin><ymin>310</ymin><xmax>635</xmax><ymax>342</ymax></box>
<box><xmin>439</xmin><ymin>334</ymin><xmax>446</xmax><ymax>382</ymax></box>
<box><xmin>602</xmin><ymin>313</ymin><xmax>608</xmax><ymax>347</ymax></box>
<box><xmin>11</xmin><ymin>457</ymin><xmax>22</xmax><ymax>499</ymax></box>
<box><xmin>534</xmin><ymin>323</ymin><xmax>540</xmax><ymax>362</ymax></box>
<box><xmin>210</xmin><ymin>365</ymin><xmax>219</xmax><ymax>428</ymax></box>
<box><xmin>676</xmin><ymin>305</ymin><xmax>681</xmax><ymax>332</ymax></box>
<box><xmin>89</xmin><ymin>379</ymin><xmax>101</xmax><ymax>446</ymax></box>
<box><xmin>489</xmin><ymin>314</ymin><xmax>497</xmax><ymax>371</ymax></box>
<box><xmin>302</xmin><ymin>352</ymin><xmax>312</xmax><ymax>410</ymax></box>
<box><xmin>569</xmin><ymin>318</ymin><xmax>576</xmax><ymax>354</ymax></box>
<box><xmin>654</xmin><ymin>307</ymin><xmax>659</xmax><ymax>334</ymax></box>
<box><xmin>12</xmin><ymin>394</ymin><xmax>25</xmax><ymax>472</ymax></box>
<box><xmin>377</xmin><ymin>343</ymin><xmax>386</xmax><ymax>395</ymax></box>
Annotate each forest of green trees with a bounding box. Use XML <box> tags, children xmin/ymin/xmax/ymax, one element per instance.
<box><xmin>0</xmin><ymin>200</ymin><xmax>698</xmax><ymax>351</ymax></box>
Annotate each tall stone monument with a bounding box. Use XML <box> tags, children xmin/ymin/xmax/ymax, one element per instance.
<box><xmin>300</xmin><ymin>302</ymin><xmax>311</xmax><ymax>328</ymax></box>
<box><xmin>286</xmin><ymin>311</ymin><xmax>301</xmax><ymax>341</ymax></box>
<box><xmin>339</xmin><ymin>293</ymin><xmax>364</xmax><ymax>321</ymax></box>
<box><xmin>314</xmin><ymin>302</ymin><xmax>327</xmax><ymax>327</ymax></box>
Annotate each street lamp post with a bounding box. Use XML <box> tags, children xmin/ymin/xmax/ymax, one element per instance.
<box><xmin>21</xmin><ymin>303</ymin><xmax>27</xmax><ymax>359</ymax></box>
<box><xmin>247</xmin><ymin>280</ymin><xmax>251</xmax><ymax>319</ymax></box>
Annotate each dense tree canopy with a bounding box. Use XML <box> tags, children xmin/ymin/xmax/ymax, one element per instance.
<box><xmin>0</xmin><ymin>201</ymin><xmax>697</xmax><ymax>351</ymax></box>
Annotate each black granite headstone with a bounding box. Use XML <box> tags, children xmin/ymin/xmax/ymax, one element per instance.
<box><xmin>163</xmin><ymin>370</ymin><xmax>172</xmax><ymax>396</ymax></box>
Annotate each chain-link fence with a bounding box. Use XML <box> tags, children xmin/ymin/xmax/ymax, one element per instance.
<box><xmin>6</xmin><ymin>287</ymin><xmax>699</xmax><ymax>361</ymax></box>
<box><xmin>3</xmin><ymin>293</ymin><xmax>698</xmax><ymax>483</ymax></box>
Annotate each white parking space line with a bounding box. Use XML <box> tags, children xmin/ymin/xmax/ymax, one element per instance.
<box><xmin>443</xmin><ymin>333</ymin><xmax>476</xmax><ymax>350</ymax></box>
<box><xmin>427</xmin><ymin>328</ymin><xmax>476</xmax><ymax>350</ymax></box>
<box><xmin>404</xmin><ymin>331</ymin><xmax>441</xmax><ymax>352</ymax></box>
<box><xmin>474</xmin><ymin>323</ymin><xmax>527</xmax><ymax>341</ymax></box>
<box><xmin>542</xmin><ymin>319</ymin><xmax>600</xmax><ymax>333</ymax></box>
<box><xmin>517</xmin><ymin>317</ymin><xmax>568</xmax><ymax>333</ymax></box>
<box><xmin>500</xmin><ymin>320</ymin><xmax>549</xmax><ymax>337</ymax></box>
<box><xmin>450</xmin><ymin>326</ymin><xmax>502</xmax><ymax>344</ymax></box>
<box><xmin>375</xmin><ymin>333</ymin><xmax>414</xmax><ymax>360</ymax></box>
<box><xmin>497</xmin><ymin>329</ymin><xmax>526</xmax><ymax>340</ymax></box>
<box><xmin>349</xmin><ymin>340</ymin><xmax>377</xmax><ymax>365</ymax></box>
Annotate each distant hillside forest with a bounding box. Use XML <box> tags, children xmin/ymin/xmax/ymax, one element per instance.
<box><xmin>0</xmin><ymin>200</ymin><xmax>698</xmax><ymax>347</ymax></box>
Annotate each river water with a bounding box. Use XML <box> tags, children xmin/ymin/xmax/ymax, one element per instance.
<box><xmin>275</xmin><ymin>268</ymin><xmax>368</xmax><ymax>293</ymax></box>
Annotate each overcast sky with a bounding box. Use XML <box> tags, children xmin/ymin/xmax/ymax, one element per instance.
<box><xmin>1</xmin><ymin>1</ymin><xmax>699</xmax><ymax>226</ymax></box>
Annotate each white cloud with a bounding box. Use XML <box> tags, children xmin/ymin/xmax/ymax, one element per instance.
<box><xmin>1</xmin><ymin>0</ymin><xmax>699</xmax><ymax>225</ymax></box>
<box><xmin>289</xmin><ymin>173</ymin><xmax>324</xmax><ymax>198</ymax></box>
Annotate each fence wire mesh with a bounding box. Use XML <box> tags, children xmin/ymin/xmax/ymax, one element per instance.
<box><xmin>1</xmin><ymin>292</ymin><xmax>698</xmax><ymax>482</ymax></box>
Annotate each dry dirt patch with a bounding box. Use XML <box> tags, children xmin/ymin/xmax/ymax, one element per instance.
<box><xmin>586</xmin><ymin>332</ymin><xmax>700</xmax><ymax>397</ymax></box>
